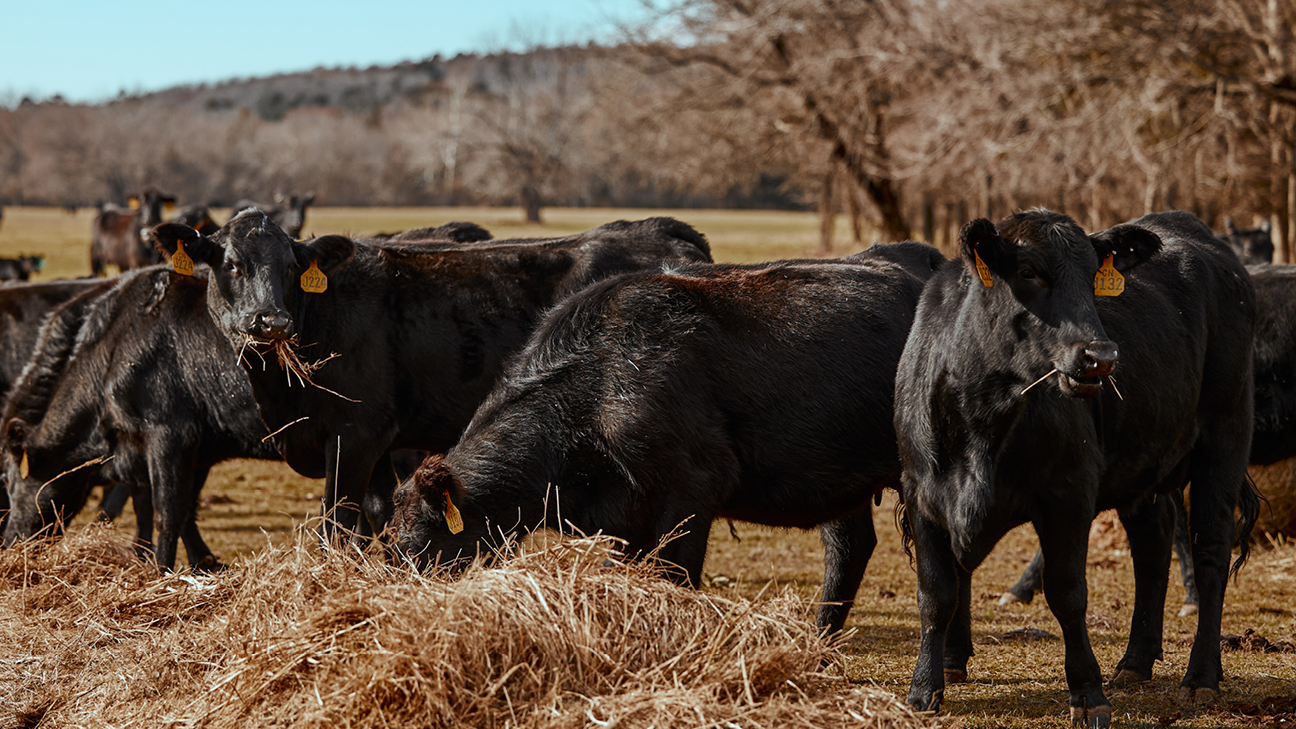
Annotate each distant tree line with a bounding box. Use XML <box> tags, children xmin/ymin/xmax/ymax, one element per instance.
<box><xmin>0</xmin><ymin>0</ymin><xmax>1292</xmax><ymax>256</ymax></box>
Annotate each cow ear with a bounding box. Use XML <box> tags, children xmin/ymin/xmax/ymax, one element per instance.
<box><xmin>958</xmin><ymin>218</ymin><xmax>1010</xmax><ymax>283</ymax></box>
<box><xmin>153</xmin><ymin>223</ymin><xmax>220</xmax><ymax>266</ymax></box>
<box><xmin>296</xmin><ymin>234</ymin><xmax>354</xmax><ymax>275</ymax></box>
<box><xmin>301</xmin><ymin>193</ymin><xmax>316</xmax><ymax>206</ymax></box>
<box><xmin>411</xmin><ymin>455</ymin><xmax>465</xmax><ymax>506</ymax></box>
<box><xmin>1090</xmin><ymin>224</ymin><xmax>1162</xmax><ymax>273</ymax></box>
<box><xmin>5</xmin><ymin>418</ymin><xmax>27</xmax><ymax>452</ymax></box>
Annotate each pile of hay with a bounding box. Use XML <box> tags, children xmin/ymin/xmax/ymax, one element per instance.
<box><xmin>0</xmin><ymin>525</ymin><xmax>928</xmax><ymax>729</ymax></box>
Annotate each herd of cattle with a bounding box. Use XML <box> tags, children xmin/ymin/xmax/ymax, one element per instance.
<box><xmin>0</xmin><ymin>200</ymin><xmax>1290</xmax><ymax>726</ymax></box>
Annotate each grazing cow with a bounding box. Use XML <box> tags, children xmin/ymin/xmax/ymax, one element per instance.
<box><xmin>231</xmin><ymin>194</ymin><xmax>314</xmax><ymax>239</ymax></box>
<box><xmin>170</xmin><ymin>204</ymin><xmax>220</xmax><ymax>236</ymax></box>
<box><xmin>90</xmin><ymin>187</ymin><xmax>175</xmax><ymax>275</ymax></box>
<box><xmin>895</xmin><ymin>211</ymin><xmax>1258</xmax><ymax>726</ymax></box>
<box><xmin>390</xmin><ymin>243</ymin><xmax>947</xmax><ymax>635</ymax></box>
<box><xmin>1002</xmin><ymin>260</ymin><xmax>1296</xmax><ymax>614</ymax></box>
<box><xmin>0</xmin><ymin>256</ymin><xmax>44</xmax><ymax>282</ymax></box>
<box><xmin>368</xmin><ymin>221</ymin><xmax>493</xmax><ymax>243</ymax></box>
<box><xmin>0</xmin><ymin>278</ymin><xmax>113</xmax><ymax>530</ymax></box>
<box><xmin>151</xmin><ymin>213</ymin><xmax>714</xmax><ymax>544</ymax></box>
<box><xmin>1221</xmin><ymin>218</ymin><xmax>1274</xmax><ymax>265</ymax></box>
<box><xmin>0</xmin><ymin>267</ymin><xmax>283</xmax><ymax>570</ymax></box>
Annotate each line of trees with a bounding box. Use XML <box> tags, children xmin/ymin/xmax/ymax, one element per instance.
<box><xmin>0</xmin><ymin>0</ymin><xmax>1292</xmax><ymax>256</ymax></box>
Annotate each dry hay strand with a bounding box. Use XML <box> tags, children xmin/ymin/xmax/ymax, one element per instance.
<box><xmin>0</xmin><ymin>525</ymin><xmax>930</xmax><ymax>729</ymax></box>
<box><xmin>238</xmin><ymin>333</ymin><xmax>358</xmax><ymax>402</ymax></box>
<box><xmin>1247</xmin><ymin>458</ymin><xmax>1296</xmax><ymax>540</ymax></box>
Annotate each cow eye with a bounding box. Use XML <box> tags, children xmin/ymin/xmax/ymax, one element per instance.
<box><xmin>223</xmin><ymin>261</ymin><xmax>239</xmax><ymax>273</ymax></box>
<box><xmin>1019</xmin><ymin>267</ymin><xmax>1037</xmax><ymax>281</ymax></box>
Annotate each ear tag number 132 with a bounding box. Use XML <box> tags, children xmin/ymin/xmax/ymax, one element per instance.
<box><xmin>301</xmin><ymin>261</ymin><xmax>328</xmax><ymax>293</ymax></box>
<box><xmin>1094</xmin><ymin>254</ymin><xmax>1124</xmax><ymax>296</ymax></box>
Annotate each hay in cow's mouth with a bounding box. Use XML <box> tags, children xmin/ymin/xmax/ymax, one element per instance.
<box><xmin>238</xmin><ymin>333</ymin><xmax>359</xmax><ymax>403</ymax></box>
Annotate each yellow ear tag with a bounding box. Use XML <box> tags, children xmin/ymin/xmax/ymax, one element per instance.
<box><xmin>974</xmin><ymin>250</ymin><xmax>994</xmax><ymax>287</ymax></box>
<box><xmin>444</xmin><ymin>491</ymin><xmax>464</xmax><ymax>534</ymax></box>
<box><xmin>164</xmin><ymin>201</ymin><xmax>175</xmax><ymax>214</ymax></box>
<box><xmin>300</xmin><ymin>261</ymin><xmax>328</xmax><ymax>293</ymax></box>
<box><xmin>172</xmin><ymin>239</ymin><xmax>194</xmax><ymax>276</ymax></box>
<box><xmin>19</xmin><ymin>449</ymin><xmax>28</xmax><ymax>479</ymax></box>
<box><xmin>128</xmin><ymin>196</ymin><xmax>140</xmax><ymax>210</ymax></box>
<box><xmin>1094</xmin><ymin>253</ymin><xmax>1125</xmax><ymax>297</ymax></box>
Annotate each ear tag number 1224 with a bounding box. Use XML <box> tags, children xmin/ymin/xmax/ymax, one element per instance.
<box><xmin>172</xmin><ymin>240</ymin><xmax>194</xmax><ymax>277</ymax></box>
<box><xmin>301</xmin><ymin>261</ymin><xmax>328</xmax><ymax>293</ymax></box>
<box><xmin>1094</xmin><ymin>254</ymin><xmax>1124</xmax><ymax>296</ymax></box>
<box><xmin>974</xmin><ymin>250</ymin><xmax>994</xmax><ymax>288</ymax></box>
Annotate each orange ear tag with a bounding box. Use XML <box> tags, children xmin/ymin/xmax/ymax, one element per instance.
<box><xmin>444</xmin><ymin>491</ymin><xmax>464</xmax><ymax>534</ymax></box>
<box><xmin>172</xmin><ymin>239</ymin><xmax>194</xmax><ymax>277</ymax></box>
<box><xmin>1094</xmin><ymin>254</ymin><xmax>1124</xmax><ymax>297</ymax></box>
<box><xmin>19</xmin><ymin>449</ymin><xmax>29</xmax><ymax>479</ymax></box>
<box><xmin>300</xmin><ymin>261</ymin><xmax>328</xmax><ymax>293</ymax></box>
<box><xmin>974</xmin><ymin>250</ymin><xmax>994</xmax><ymax>287</ymax></box>
<box><xmin>128</xmin><ymin>196</ymin><xmax>140</xmax><ymax>210</ymax></box>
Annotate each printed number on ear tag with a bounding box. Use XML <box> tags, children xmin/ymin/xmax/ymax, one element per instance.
<box><xmin>20</xmin><ymin>449</ymin><xmax>28</xmax><ymax>479</ymax></box>
<box><xmin>974</xmin><ymin>250</ymin><xmax>994</xmax><ymax>288</ymax></box>
<box><xmin>444</xmin><ymin>491</ymin><xmax>464</xmax><ymax>534</ymax></box>
<box><xmin>172</xmin><ymin>239</ymin><xmax>194</xmax><ymax>277</ymax></box>
<box><xmin>300</xmin><ymin>261</ymin><xmax>328</xmax><ymax>293</ymax></box>
<box><xmin>1094</xmin><ymin>254</ymin><xmax>1124</xmax><ymax>297</ymax></box>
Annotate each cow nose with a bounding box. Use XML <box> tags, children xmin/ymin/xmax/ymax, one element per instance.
<box><xmin>249</xmin><ymin>311</ymin><xmax>293</xmax><ymax>340</ymax></box>
<box><xmin>1082</xmin><ymin>341</ymin><xmax>1118</xmax><ymax>379</ymax></box>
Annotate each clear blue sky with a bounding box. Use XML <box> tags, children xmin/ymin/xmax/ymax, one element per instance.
<box><xmin>1</xmin><ymin>0</ymin><xmax>655</xmax><ymax>104</ymax></box>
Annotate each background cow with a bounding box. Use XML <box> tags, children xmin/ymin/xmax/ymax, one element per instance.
<box><xmin>90</xmin><ymin>187</ymin><xmax>175</xmax><ymax>275</ymax></box>
<box><xmin>231</xmin><ymin>193</ymin><xmax>315</xmax><ymax>239</ymax></box>
<box><xmin>368</xmin><ymin>221</ymin><xmax>493</xmax><ymax>243</ymax></box>
<box><xmin>1221</xmin><ymin>218</ymin><xmax>1274</xmax><ymax>265</ymax></box>
<box><xmin>151</xmin><ymin>213</ymin><xmax>713</xmax><ymax>546</ymax></box>
<box><xmin>895</xmin><ymin>211</ymin><xmax>1258</xmax><ymax>726</ymax></box>
<box><xmin>391</xmin><ymin>243</ymin><xmax>946</xmax><ymax>635</ymax></box>
<box><xmin>0</xmin><ymin>255</ymin><xmax>45</xmax><ymax>282</ymax></box>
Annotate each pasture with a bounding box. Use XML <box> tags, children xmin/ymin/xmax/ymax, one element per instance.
<box><xmin>0</xmin><ymin>206</ymin><xmax>1294</xmax><ymax>728</ymax></box>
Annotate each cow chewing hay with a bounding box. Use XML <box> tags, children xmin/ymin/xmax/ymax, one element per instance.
<box><xmin>0</xmin><ymin>525</ymin><xmax>930</xmax><ymax>729</ymax></box>
<box><xmin>239</xmin><ymin>333</ymin><xmax>359</xmax><ymax>403</ymax></box>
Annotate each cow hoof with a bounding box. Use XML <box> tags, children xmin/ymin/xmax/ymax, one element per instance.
<box><xmin>998</xmin><ymin>591</ymin><xmax>1022</xmax><ymax>606</ymax></box>
<box><xmin>943</xmin><ymin>668</ymin><xmax>968</xmax><ymax>684</ymax></box>
<box><xmin>1177</xmin><ymin>686</ymin><xmax>1218</xmax><ymax>704</ymax></box>
<box><xmin>193</xmin><ymin>555</ymin><xmax>227</xmax><ymax>573</ymax></box>
<box><xmin>907</xmin><ymin>689</ymin><xmax>943</xmax><ymax>712</ymax></box>
<box><xmin>1070</xmin><ymin>704</ymin><xmax>1112</xmax><ymax>727</ymax></box>
<box><xmin>1109</xmin><ymin>668</ymin><xmax>1150</xmax><ymax>687</ymax></box>
<box><xmin>1178</xmin><ymin>603</ymin><xmax>1199</xmax><ymax>617</ymax></box>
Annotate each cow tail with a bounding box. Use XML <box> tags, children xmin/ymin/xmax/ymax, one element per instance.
<box><xmin>1231</xmin><ymin>472</ymin><xmax>1262</xmax><ymax>579</ymax></box>
<box><xmin>895</xmin><ymin>497</ymin><xmax>915</xmax><ymax>566</ymax></box>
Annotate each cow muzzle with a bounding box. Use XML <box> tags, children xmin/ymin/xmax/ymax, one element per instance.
<box><xmin>246</xmin><ymin>310</ymin><xmax>294</xmax><ymax>341</ymax></box>
<box><xmin>1058</xmin><ymin>340</ymin><xmax>1118</xmax><ymax>398</ymax></box>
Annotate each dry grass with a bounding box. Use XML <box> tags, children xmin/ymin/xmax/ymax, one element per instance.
<box><xmin>0</xmin><ymin>526</ymin><xmax>928</xmax><ymax>729</ymax></box>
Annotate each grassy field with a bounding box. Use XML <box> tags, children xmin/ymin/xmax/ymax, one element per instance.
<box><xmin>1</xmin><ymin>205</ymin><xmax>1293</xmax><ymax>728</ymax></box>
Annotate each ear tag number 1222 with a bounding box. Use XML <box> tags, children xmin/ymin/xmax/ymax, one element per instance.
<box><xmin>172</xmin><ymin>240</ymin><xmax>194</xmax><ymax>277</ymax></box>
<box><xmin>300</xmin><ymin>261</ymin><xmax>328</xmax><ymax>293</ymax></box>
<box><xmin>1094</xmin><ymin>254</ymin><xmax>1124</xmax><ymax>297</ymax></box>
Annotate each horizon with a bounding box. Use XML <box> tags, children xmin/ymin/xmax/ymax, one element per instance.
<box><xmin>1</xmin><ymin>0</ymin><xmax>655</xmax><ymax>105</ymax></box>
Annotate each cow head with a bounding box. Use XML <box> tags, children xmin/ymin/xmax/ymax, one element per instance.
<box><xmin>1</xmin><ymin>417</ymin><xmax>96</xmax><ymax>546</ymax></box>
<box><xmin>391</xmin><ymin>455</ymin><xmax>493</xmax><ymax>569</ymax></box>
<box><xmin>152</xmin><ymin>210</ymin><xmax>354</xmax><ymax>346</ymax></box>
<box><xmin>960</xmin><ymin>210</ymin><xmax>1161</xmax><ymax>398</ymax></box>
<box><xmin>1221</xmin><ymin>218</ymin><xmax>1274</xmax><ymax>265</ymax></box>
<box><xmin>281</xmin><ymin>193</ymin><xmax>316</xmax><ymax>239</ymax></box>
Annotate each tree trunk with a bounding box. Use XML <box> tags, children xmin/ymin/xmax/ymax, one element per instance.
<box><xmin>922</xmin><ymin>193</ymin><xmax>935</xmax><ymax>244</ymax></box>
<box><xmin>522</xmin><ymin>185</ymin><xmax>543</xmax><ymax>224</ymax></box>
<box><xmin>818</xmin><ymin>167</ymin><xmax>836</xmax><ymax>255</ymax></box>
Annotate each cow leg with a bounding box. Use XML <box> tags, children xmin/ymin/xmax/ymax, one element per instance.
<box><xmin>98</xmin><ymin>483</ymin><xmax>131</xmax><ymax>521</ymax></box>
<box><xmin>1001</xmin><ymin>548</ymin><xmax>1044</xmax><ymax>605</ymax></box>
<box><xmin>1110</xmin><ymin>496</ymin><xmax>1174</xmax><ymax>686</ymax></box>
<box><xmin>1172</xmin><ymin>494</ymin><xmax>1199</xmax><ymax>615</ymax></box>
<box><xmin>362</xmin><ymin>452</ymin><xmax>397</xmax><ymax>540</ymax></box>
<box><xmin>653</xmin><ymin>511</ymin><xmax>713</xmax><ymax>588</ymax></box>
<box><xmin>943</xmin><ymin>565</ymin><xmax>975</xmax><ymax>683</ymax></box>
<box><xmin>905</xmin><ymin>511</ymin><xmax>959</xmax><ymax>713</ymax></box>
<box><xmin>130</xmin><ymin>482</ymin><xmax>156</xmax><ymax>563</ymax></box>
<box><xmin>146</xmin><ymin>442</ymin><xmax>197</xmax><ymax>571</ymax></box>
<box><xmin>180</xmin><ymin>464</ymin><xmax>223</xmax><ymax>571</ymax></box>
<box><xmin>1037</xmin><ymin>516</ymin><xmax>1111</xmax><ymax>727</ymax></box>
<box><xmin>320</xmin><ymin>435</ymin><xmax>380</xmax><ymax>546</ymax></box>
<box><xmin>816</xmin><ymin>506</ymin><xmax>877</xmax><ymax>636</ymax></box>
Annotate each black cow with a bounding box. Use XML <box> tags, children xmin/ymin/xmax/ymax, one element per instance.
<box><xmin>151</xmin><ymin>213</ymin><xmax>713</xmax><ymax>545</ymax></box>
<box><xmin>170</xmin><ymin>204</ymin><xmax>220</xmax><ymax>236</ymax></box>
<box><xmin>0</xmin><ymin>267</ymin><xmax>283</xmax><ymax>570</ymax></box>
<box><xmin>1003</xmin><ymin>260</ymin><xmax>1296</xmax><ymax>614</ymax></box>
<box><xmin>389</xmin><ymin>243</ymin><xmax>946</xmax><ymax>635</ymax></box>
<box><xmin>1221</xmin><ymin>218</ymin><xmax>1274</xmax><ymax>265</ymax></box>
<box><xmin>0</xmin><ymin>279</ymin><xmax>113</xmax><ymax>530</ymax></box>
<box><xmin>0</xmin><ymin>256</ymin><xmax>44</xmax><ymax>282</ymax></box>
<box><xmin>368</xmin><ymin>221</ymin><xmax>493</xmax><ymax>243</ymax></box>
<box><xmin>895</xmin><ymin>211</ymin><xmax>1257</xmax><ymax>726</ymax></box>
<box><xmin>231</xmin><ymin>194</ymin><xmax>314</xmax><ymax>239</ymax></box>
<box><xmin>90</xmin><ymin>187</ymin><xmax>175</xmax><ymax>275</ymax></box>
